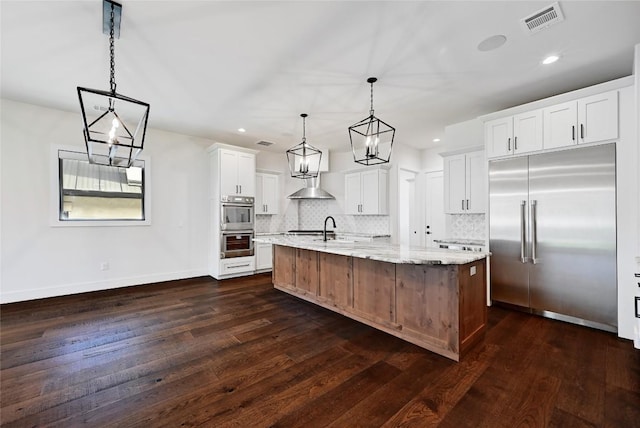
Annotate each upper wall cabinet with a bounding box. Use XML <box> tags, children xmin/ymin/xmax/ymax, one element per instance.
<box><xmin>209</xmin><ymin>144</ymin><xmax>257</xmax><ymax>201</ymax></box>
<box><xmin>255</xmin><ymin>172</ymin><xmax>279</xmax><ymax>215</ymax></box>
<box><xmin>218</xmin><ymin>149</ymin><xmax>256</xmax><ymax>197</ymax></box>
<box><xmin>345</xmin><ymin>168</ymin><xmax>388</xmax><ymax>215</ymax></box>
<box><xmin>443</xmin><ymin>150</ymin><xmax>485</xmax><ymax>214</ymax></box>
<box><xmin>485</xmin><ymin>110</ymin><xmax>543</xmax><ymax>159</ymax></box>
<box><xmin>543</xmin><ymin>90</ymin><xmax>618</xmax><ymax>149</ymax></box>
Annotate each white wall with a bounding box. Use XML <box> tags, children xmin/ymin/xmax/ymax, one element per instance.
<box><xmin>1</xmin><ymin>99</ymin><xmax>210</xmax><ymax>303</ymax></box>
<box><xmin>444</xmin><ymin>118</ymin><xmax>483</xmax><ymax>151</ymax></box>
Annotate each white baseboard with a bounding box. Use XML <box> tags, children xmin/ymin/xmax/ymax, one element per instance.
<box><xmin>0</xmin><ymin>269</ymin><xmax>209</xmax><ymax>304</ymax></box>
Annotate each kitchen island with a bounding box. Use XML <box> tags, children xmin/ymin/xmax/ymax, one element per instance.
<box><xmin>254</xmin><ymin>236</ymin><xmax>489</xmax><ymax>361</ymax></box>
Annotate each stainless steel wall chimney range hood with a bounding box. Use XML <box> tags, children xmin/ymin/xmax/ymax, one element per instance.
<box><xmin>287</xmin><ymin>173</ymin><xmax>334</xmax><ymax>199</ymax></box>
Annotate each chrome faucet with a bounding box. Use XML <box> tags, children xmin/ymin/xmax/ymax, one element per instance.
<box><xmin>323</xmin><ymin>216</ymin><xmax>336</xmax><ymax>241</ymax></box>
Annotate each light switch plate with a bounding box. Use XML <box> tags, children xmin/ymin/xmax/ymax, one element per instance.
<box><xmin>470</xmin><ymin>266</ymin><xmax>477</xmax><ymax>276</ymax></box>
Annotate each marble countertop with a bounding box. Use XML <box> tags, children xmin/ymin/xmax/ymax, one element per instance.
<box><xmin>254</xmin><ymin>236</ymin><xmax>488</xmax><ymax>265</ymax></box>
<box><xmin>434</xmin><ymin>238</ymin><xmax>486</xmax><ymax>246</ymax></box>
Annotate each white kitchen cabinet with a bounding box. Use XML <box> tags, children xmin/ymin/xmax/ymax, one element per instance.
<box><xmin>219</xmin><ymin>149</ymin><xmax>255</xmax><ymax>197</ymax></box>
<box><xmin>485</xmin><ymin>116</ymin><xmax>512</xmax><ymax>158</ymax></box>
<box><xmin>220</xmin><ymin>256</ymin><xmax>255</xmax><ymax>276</ymax></box>
<box><xmin>207</xmin><ymin>143</ymin><xmax>258</xmax><ymax>280</ymax></box>
<box><xmin>443</xmin><ymin>150</ymin><xmax>485</xmax><ymax>214</ymax></box>
<box><xmin>255</xmin><ymin>173</ymin><xmax>279</xmax><ymax>215</ymax></box>
<box><xmin>543</xmin><ymin>100</ymin><xmax>577</xmax><ymax>149</ymax></box>
<box><xmin>255</xmin><ymin>242</ymin><xmax>273</xmax><ymax>271</ymax></box>
<box><xmin>485</xmin><ymin>110</ymin><xmax>542</xmax><ymax>159</ymax></box>
<box><xmin>345</xmin><ymin>169</ymin><xmax>388</xmax><ymax>215</ymax></box>
<box><xmin>543</xmin><ymin>90</ymin><xmax>618</xmax><ymax>149</ymax></box>
<box><xmin>578</xmin><ymin>90</ymin><xmax>618</xmax><ymax>144</ymax></box>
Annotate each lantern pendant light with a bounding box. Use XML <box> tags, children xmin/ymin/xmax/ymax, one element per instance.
<box><xmin>77</xmin><ymin>0</ymin><xmax>150</xmax><ymax>168</ymax></box>
<box><xmin>348</xmin><ymin>77</ymin><xmax>395</xmax><ymax>166</ymax></box>
<box><xmin>286</xmin><ymin>114</ymin><xmax>323</xmax><ymax>179</ymax></box>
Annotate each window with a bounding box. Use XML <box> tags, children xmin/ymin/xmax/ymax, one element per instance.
<box><xmin>56</xmin><ymin>149</ymin><xmax>147</xmax><ymax>223</ymax></box>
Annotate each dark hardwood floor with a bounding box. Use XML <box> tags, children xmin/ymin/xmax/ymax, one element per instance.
<box><xmin>1</xmin><ymin>273</ymin><xmax>638</xmax><ymax>427</ymax></box>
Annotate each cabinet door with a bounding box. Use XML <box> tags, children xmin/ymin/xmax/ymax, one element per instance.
<box><xmin>443</xmin><ymin>154</ymin><xmax>466</xmax><ymax>214</ymax></box>
<box><xmin>543</xmin><ymin>101</ymin><xmax>577</xmax><ymax>149</ymax></box>
<box><xmin>485</xmin><ymin>117</ymin><xmax>513</xmax><ymax>158</ymax></box>
<box><xmin>465</xmin><ymin>151</ymin><xmax>486</xmax><ymax>213</ymax></box>
<box><xmin>344</xmin><ymin>172</ymin><xmax>362</xmax><ymax>215</ymax></box>
<box><xmin>236</xmin><ymin>153</ymin><xmax>255</xmax><ymax>196</ymax></box>
<box><xmin>219</xmin><ymin>150</ymin><xmax>239</xmax><ymax>196</ymax></box>
<box><xmin>255</xmin><ymin>173</ymin><xmax>265</xmax><ymax>213</ymax></box>
<box><xmin>255</xmin><ymin>243</ymin><xmax>273</xmax><ymax>270</ymax></box>
<box><xmin>578</xmin><ymin>90</ymin><xmax>618</xmax><ymax>144</ymax></box>
<box><xmin>513</xmin><ymin>109</ymin><xmax>543</xmax><ymax>154</ymax></box>
<box><xmin>262</xmin><ymin>174</ymin><xmax>278</xmax><ymax>214</ymax></box>
<box><xmin>360</xmin><ymin>169</ymin><xmax>381</xmax><ymax>214</ymax></box>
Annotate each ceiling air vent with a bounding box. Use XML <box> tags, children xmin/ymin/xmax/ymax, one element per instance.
<box><xmin>520</xmin><ymin>2</ymin><xmax>564</xmax><ymax>35</ymax></box>
<box><xmin>256</xmin><ymin>140</ymin><xmax>275</xmax><ymax>147</ymax></box>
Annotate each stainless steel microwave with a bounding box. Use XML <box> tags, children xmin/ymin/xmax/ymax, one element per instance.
<box><xmin>221</xmin><ymin>196</ymin><xmax>254</xmax><ymax>231</ymax></box>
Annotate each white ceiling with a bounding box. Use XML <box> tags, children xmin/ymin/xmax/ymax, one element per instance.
<box><xmin>2</xmin><ymin>1</ymin><xmax>639</xmax><ymax>154</ymax></box>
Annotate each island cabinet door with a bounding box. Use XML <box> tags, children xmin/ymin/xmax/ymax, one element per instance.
<box><xmin>352</xmin><ymin>258</ymin><xmax>396</xmax><ymax>325</ymax></box>
<box><xmin>295</xmin><ymin>249</ymin><xmax>319</xmax><ymax>296</ymax></box>
<box><xmin>395</xmin><ymin>264</ymin><xmax>460</xmax><ymax>354</ymax></box>
<box><xmin>318</xmin><ymin>253</ymin><xmax>352</xmax><ymax>308</ymax></box>
<box><xmin>273</xmin><ymin>245</ymin><xmax>296</xmax><ymax>290</ymax></box>
<box><xmin>458</xmin><ymin>260</ymin><xmax>487</xmax><ymax>354</ymax></box>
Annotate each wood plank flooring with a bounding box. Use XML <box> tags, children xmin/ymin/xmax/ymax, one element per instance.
<box><xmin>1</xmin><ymin>273</ymin><xmax>638</xmax><ymax>427</ymax></box>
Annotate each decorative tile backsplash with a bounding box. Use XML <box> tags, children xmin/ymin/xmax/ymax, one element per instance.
<box><xmin>449</xmin><ymin>214</ymin><xmax>486</xmax><ymax>240</ymax></box>
<box><xmin>255</xmin><ymin>199</ymin><xmax>390</xmax><ymax>235</ymax></box>
<box><xmin>299</xmin><ymin>200</ymin><xmax>389</xmax><ymax>234</ymax></box>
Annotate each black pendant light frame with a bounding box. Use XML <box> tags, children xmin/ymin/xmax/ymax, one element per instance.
<box><xmin>77</xmin><ymin>0</ymin><xmax>150</xmax><ymax>168</ymax></box>
<box><xmin>348</xmin><ymin>77</ymin><xmax>395</xmax><ymax>166</ymax></box>
<box><xmin>286</xmin><ymin>113</ymin><xmax>323</xmax><ymax>179</ymax></box>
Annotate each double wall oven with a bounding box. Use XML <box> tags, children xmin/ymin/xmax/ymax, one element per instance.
<box><xmin>220</xmin><ymin>195</ymin><xmax>254</xmax><ymax>258</ymax></box>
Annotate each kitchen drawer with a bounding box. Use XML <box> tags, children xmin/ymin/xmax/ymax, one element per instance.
<box><xmin>220</xmin><ymin>257</ymin><xmax>255</xmax><ymax>275</ymax></box>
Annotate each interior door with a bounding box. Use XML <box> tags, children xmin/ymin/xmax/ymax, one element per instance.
<box><xmin>489</xmin><ymin>156</ymin><xmax>530</xmax><ymax>307</ymax></box>
<box><xmin>425</xmin><ymin>171</ymin><xmax>444</xmax><ymax>248</ymax></box>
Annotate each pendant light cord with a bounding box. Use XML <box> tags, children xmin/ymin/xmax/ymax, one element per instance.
<box><xmin>109</xmin><ymin>3</ymin><xmax>116</xmax><ymax>95</ymax></box>
<box><xmin>369</xmin><ymin>81</ymin><xmax>375</xmax><ymax>116</ymax></box>
<box><xmin>302</xmin><ymin>115</ymin><xmax>306</xmax><ymax>142</ymax></box>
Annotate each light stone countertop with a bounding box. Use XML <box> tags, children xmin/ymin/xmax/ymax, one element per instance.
<box><xmin>254</xmin><ymin>236</ymin><xmax>488</xmax><ymax>265</ymax></box>
<box><xmin>434</xmin><ymin>238</ymin><xmax>486</xmax><ymax>246</ymax></box>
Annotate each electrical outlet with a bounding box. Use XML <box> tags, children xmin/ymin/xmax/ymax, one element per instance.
<box><xmin>100</xmin><ymin>262</ymin><xmax>110</xmax><ymax>271</ymax></box>
<box><xmin>470</xmin><ymin>266</ymin><xmax>477</xmax><ymax>276</ymax></box>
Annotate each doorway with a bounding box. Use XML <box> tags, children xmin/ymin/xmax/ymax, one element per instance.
<box><xmin>425</xmin><ymin>171</ymin><xmax>445</xmax><ymax>248</ymax></box>
<box><xmin>398</xmin><ymin>169</ymin><xmax>420</xmax><ymax>246</ymax></box>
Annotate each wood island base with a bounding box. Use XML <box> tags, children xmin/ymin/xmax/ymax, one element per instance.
<box><xmin>272</xmin><ymin>245</ymin><xmax>487</xmax><ymax>362</ymax></box>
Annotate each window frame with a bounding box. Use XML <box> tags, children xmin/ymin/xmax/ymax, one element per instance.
<box><xmin>50</xmin><ymin>145</ymin><xmax>151</xmax><ymax>227</ymax></box>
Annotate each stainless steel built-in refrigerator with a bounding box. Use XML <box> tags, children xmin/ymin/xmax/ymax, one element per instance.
<box><xmin>489</xmin><ymin>143</ymin><xmax>617</xmax><ymax>332</ymax></box>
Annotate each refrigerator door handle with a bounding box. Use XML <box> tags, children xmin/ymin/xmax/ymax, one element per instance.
<box><xmin>531</xmin><ymin>200</ymin><xmax>538</xmax><ymax>264</ymax></box>
<box><xmin>520</xmin><ymin>200</ymin><xmax>527</xmax><ymax>263</ymax></box>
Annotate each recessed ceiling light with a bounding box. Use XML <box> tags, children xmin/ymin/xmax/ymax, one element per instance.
<box><xmin>477</xmin><ymin>35</ymin><xmax>507</xmax><ymax>52</ymax></box>
<box><xmin>542</xmin><ymin>55</ymin><xmax>560</xmax><ymax>65</ymax></box>
<box><xmin>238</xmin><ymin>128</ymin><xmax>246</xmax><ymax>133</ymax></box>
<box><xmin>433</xmin><ymin>138</ymin><xmax>441</xmax><ymax>143</ymax></box>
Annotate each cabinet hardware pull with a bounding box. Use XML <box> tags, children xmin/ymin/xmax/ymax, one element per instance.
<box><xmin>508</xmin><ymin>137</ymin><xmax>511</xmax><ymax>151</ymax></box>
<box><xmin>466</xmin><ymin>199</ymin><xmax>469</xmax><ymax>210</ymax></box>
<box><xmin>514</xmin><ymin>136</ymin><xmax>518</xmax><ymax>150</ymax></box>
<box><xmin>531</xmin><ymin>200</ymin><xmax>538</xmax><ymax>264</ymax></box>
<box><xmin>461</xmin><ymin>200</ymin><xmax>465</xmax><ymax>210</ymax></box>
<box><xmin>580</xmin><ymin>124</ymin><xmax>584</xmax><ymax>140</ymax></box>
<box><xmin>229</xmin><ymin>263</ymin><xmax>250</xmax><ymax>269</ymax></box>
<box><xmin>520</xmin><ymin>200</ymin><xmax>527</xmax><ymax>263</ymax></box>
<box><xmin>572</xmin><ymin>125</ymin><xmax>575</xmax><ymax>141</ymax></box>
